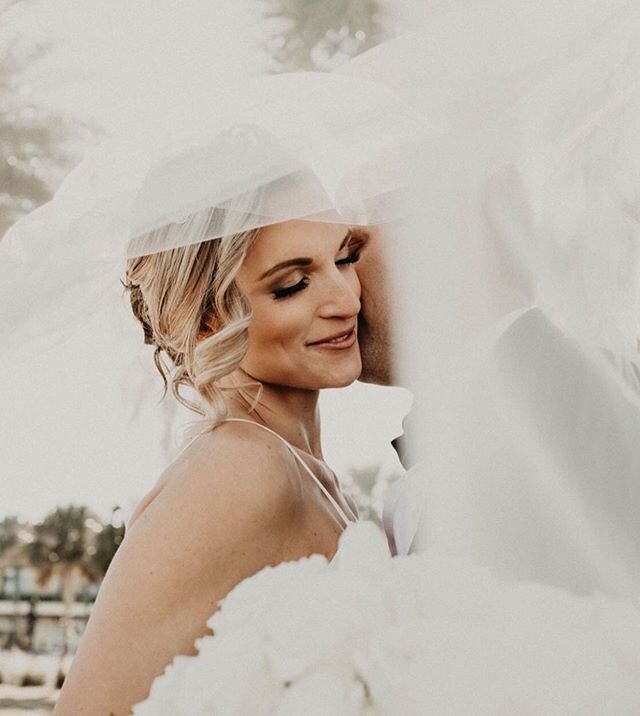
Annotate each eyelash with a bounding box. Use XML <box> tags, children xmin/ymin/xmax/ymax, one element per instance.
<box><xmin>272</xmin><ymin>250</ymin><xmax>361</xmax><ymax>300</ymax></box>
<box><xmin>335</xmin><ymin>250</ymin><xmax>361</xmax><ymax>267</ymax></box>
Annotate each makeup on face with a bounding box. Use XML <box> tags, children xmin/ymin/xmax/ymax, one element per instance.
<box><xmin>234</xmin><ymin>221</ymin><xmax>367</xmax><ymax>391</ymax></box>
<box><xmin>305</xmin><ymin>326</ymin><xmax>357</xmax><ymax>350</ymax></box>
<box><xmin>263</xmin><ymin>228</ymin><xmax>370</xmax><ymax>301</ymax></box>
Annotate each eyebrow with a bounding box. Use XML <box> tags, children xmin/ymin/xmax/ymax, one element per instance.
<box><xmin>258</xmin><ymin>230</ymin><xmax>354</xmax><ymax>281</ymax></box>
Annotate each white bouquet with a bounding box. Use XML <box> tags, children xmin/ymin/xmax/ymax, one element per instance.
<box><xmin>133</xmin><ymin>522</ymin><xmax>640</xmax><ymax>715</ymax></box>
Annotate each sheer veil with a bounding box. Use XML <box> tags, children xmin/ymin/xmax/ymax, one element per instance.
<box><xmin>0</xmin><ymin>69</ymin><xmax>427</xmax><ymax>362</ymax></box>
<box><xmin>3</xmin><ymin>0</ymin><xmax>640</xmax><ymax>607</ymax></box>
<box><xmin>368</xmin><ymin>0</ymin><xmax>640</xmax><ymax>601</ymax></box>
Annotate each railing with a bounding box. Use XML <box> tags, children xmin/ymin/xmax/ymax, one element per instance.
<box><xmin>0</xmin><ymin>600</ymin><xmax>93</xmax><ymax>617</ymax></box>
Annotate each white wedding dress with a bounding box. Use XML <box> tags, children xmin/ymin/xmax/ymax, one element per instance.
<box><xmin>5</xmin><ymin>0</ymin><xmax>640</xmax><ymax>711</ymax></box>
<box><xmin>386</xmin><ymin>308</ymin><xmax>640</xmax><ymax>594</ymax></box>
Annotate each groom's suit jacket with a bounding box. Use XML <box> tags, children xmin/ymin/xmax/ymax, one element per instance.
<box><xmin>384</xmin><ymin>307</ymin><xmax>640</xmax><ymax>599</ymax></box>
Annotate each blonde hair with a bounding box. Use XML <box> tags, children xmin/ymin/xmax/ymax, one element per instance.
<box><xmin>122</xmin><ymin>226</ymin><xmax>260</xmax><ymax>424</ymax></box>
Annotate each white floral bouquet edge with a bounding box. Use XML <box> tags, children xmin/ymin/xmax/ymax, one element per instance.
<box><xmin>133</xmin><ymin>521</ymin><xmax>640</xmax><ymax>715</ymax></box>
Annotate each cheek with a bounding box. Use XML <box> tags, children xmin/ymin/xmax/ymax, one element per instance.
<box><xmin>245</xmin><ymin>302</ymin><xmax>308</xmax><ymax>357</ymax></box>
<box><xmin>349</xmin><ymin>268</ymin><xmax>362</xmax><ymax>300</ymax></box>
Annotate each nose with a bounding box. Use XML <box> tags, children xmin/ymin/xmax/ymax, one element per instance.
<box><xmin>317</xmin><ymin>265</ymin><xmax>361</xmax><ymax>319</ymax></box>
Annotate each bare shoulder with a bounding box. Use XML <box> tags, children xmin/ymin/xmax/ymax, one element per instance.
<box><xmin>55</xmin><ymin>421</ymin><xmax>306</xmax><ymax>715</ymax></box>
<box><xmin>123</xmin><ymin>420</ymin><xmax>305</xmax><ymax>585</ymax></box>
<box><xmin>183</xmin><ymin>419</ymin><xmax>299</xmax><ymax>477</ymax></box>
<box><xmin>127</xmin><ymin>420</ymin><xmax>302</xmax><ymax>537</ymax></box>
<box><xmin>127</xmin><ymin>423</ymin><xmax>300</xmax><ymax>531</ymax></box>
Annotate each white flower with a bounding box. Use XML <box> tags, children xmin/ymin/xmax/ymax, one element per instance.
<box><xmin>133</xmin><ymin>629</ymin><xmax>283</xmax><ymax>716</ymax></box>
<box><xmin>261</xmin><ymin>522</ymin><xmax>392</xmax><ymax>684</ymax></box>
<box><xmin>210</xmin><ymin>553</ymin><xmax>328</xmax><ymax>635</ymax></box>
<box><xmin>275</xmin><ymin>669</ymin><xmax>368</xmax><ymax>716</ymax></box>
<box><xmin>134</xmin><ymin>520</ymin><xmax>640</xmax><ymax>715</ymax></box>
<box><xmin>332</xmin><ymin>520</ymin><xmax>391</xmax><ymax>576</ymax></box>
<box><xmin>132</xmin><ymin>654</ymin><xmax>191</xmax><ymax>716</ymax></box>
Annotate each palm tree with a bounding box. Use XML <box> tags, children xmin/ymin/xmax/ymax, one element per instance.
<box><xmin>0</xmin><ymin>515</ymin><xmax>31</xmax><ymax>647</ymax></box>
<box><xmin>262</xmin><ymin>0</ymin><xmax>388</xmax><ymax>72</ymax></box>
<box><xmin>26</xmin><ymin>505</ymin><xmax>101</xmax><ymax>660</ymax></box>
<box><xmin>0</xmin><ymin>514</ymin><xmax>20</xmax><ymax>565</ymax></box>
<box><xmin>0</xmin><ymin>515</ymin><xmax>26</xmax><ymax>595</ymax></box>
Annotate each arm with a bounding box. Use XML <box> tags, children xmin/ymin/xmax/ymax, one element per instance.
<box><xmin>54</xmin><ymin>428</ymin><xmax>304</xmax><ymax>716</ymax></box>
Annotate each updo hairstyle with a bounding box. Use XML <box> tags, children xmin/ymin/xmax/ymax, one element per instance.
<box><xmin>122</xmin><ymin>223</ymin><xmax>260</xmax><ymax>422</ymax></box>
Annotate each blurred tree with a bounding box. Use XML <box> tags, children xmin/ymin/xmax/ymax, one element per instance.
<box><xmin>0</xmin><ymin>515</ymin><xmax>30</xmax><ymax>647</ymax></box>
<box><xmin>27</xmin><ymin>504</ymin><xmax>102</xmax><ymax>599</ymax></box>
<box><xmin>0</xmin><ymin>505</ymin><xmax>124</xmax><ymax>651</ymax></box>
<box><xmin>90</xmin><ymin>505</ymin><xmax>126</xmax><ymax>578</ymax></box>
<box><xmin>263</xmin><ymin>0</ymin><xmax>389</xmax><ymax>72</ymax></box>
<box><xmin>0</xmin><ymin>514</ymin><xmax>20</xmax><ymax>557</ymax></box>
<box><xmin>26</xmin><ymin>504</ymin><xmax>101</xmax><ymax>658</ymax></box>
<box><xmin>0</xmin><ymin>0</ymin><xmax>78</xmax><ymax>238</ymax></box>
<box><xmin>0</xmin><ymin>515</ymin><xmax>32</xmax><ymax>586</ymax></box>
<box><xmin>0</xmin><ymin>515</ymin><xmax>23</xmax><ymax>599</ymax></box>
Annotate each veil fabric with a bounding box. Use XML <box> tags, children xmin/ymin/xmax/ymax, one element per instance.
<box><xmin>374</xmin><ymin>0</ymin><xmax>640</xmax><ymax>604</ymax></box>
<box><xmin>0</xmin><ymin>70</ymin><xmax>427</xmax><ymax>361</ymax></box>
<box><xmin>3</xmin><ymin>0</ymin><xmax>640</xmax><ymax>608</ymax></box>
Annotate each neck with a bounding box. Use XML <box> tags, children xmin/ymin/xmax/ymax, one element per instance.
<box><xmin>221</xmin><ymin>368</ymin><xmax>323</xmax><ymax>458</ymax></box>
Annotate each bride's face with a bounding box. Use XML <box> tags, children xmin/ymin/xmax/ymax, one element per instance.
<box><xmin>235</xmin><ymin>220</ymin><xmax>367</xmax><ymax>390</ymax></box>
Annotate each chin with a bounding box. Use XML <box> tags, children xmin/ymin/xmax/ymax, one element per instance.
<box><xmin>262</xmin><ymin>353</ymin><xmax>362</xmax><ymax>391</ymax></box>
<box><xmin>324</xmin><ymin>374</ymin><xmax>358</xmax><ymax>389</ymax></box>
<box><xmin>320</xmin><ymin>360</ymin><xmax>362</xmax><ymax>389</ymax></box>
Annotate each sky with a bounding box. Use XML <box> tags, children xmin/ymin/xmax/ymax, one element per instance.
<box><xmin>1</xmin><ymin>0</ymin><xmax>412</xmax><ymax>523</ymax></box>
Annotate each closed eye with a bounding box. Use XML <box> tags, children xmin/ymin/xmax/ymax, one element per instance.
<box><xmin>335</xmin><ymin>250</ymin><xmax>361</xmax><ymax>266</ymax></box>
<box><xmin>272</xmin><ymin>277</ymin><xmax>309</xmax><ymax>300</ymax></box>
<box><xmin>272</xmin><ymin>240</ymin><xmax>365</xmax><ymax>300</ymax></box>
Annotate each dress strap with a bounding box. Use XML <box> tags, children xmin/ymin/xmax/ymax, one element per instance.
<box><xmin>221</xmin><ymin>417</ymin><xmax>356</xmax><ymax>530</ymax></box>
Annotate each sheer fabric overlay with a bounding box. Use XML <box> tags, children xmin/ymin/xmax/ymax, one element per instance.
<box><xmin>375</xmin><ymin>0</ymin><xmax>640</xmax><ymax>604</ymax></box>
<box><xmin>0</xmin><ymin>70</ymin><xmax>427</xmax><ymax>360</ymax></box>
<box><xmin>2</xmin><ymin>0</ymin><xmax>640</xmax><ymax>607</ymax></box>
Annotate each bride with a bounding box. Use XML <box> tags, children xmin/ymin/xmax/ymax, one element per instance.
<box><xmin>7</xmin><ymin>0</ymin><xmax>640</xmax><ymax>711</ymax></box>
<box><xmin>0</xmin><ymin>53</ymin><xmax>416</xmax><ymax>715</ymax></box>
<box><xmin>53</xmin><ymin>217</ymin><xmax>369</xmax><ymax>714</ymax></box>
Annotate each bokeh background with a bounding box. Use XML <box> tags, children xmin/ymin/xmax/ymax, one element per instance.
<box><xmin>0</xmin><ymin>1</ymin><xmax>424</xmax><ymax>710</ymax></box>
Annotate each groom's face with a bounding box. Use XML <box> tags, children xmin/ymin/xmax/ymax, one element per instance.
<box><xmin>355</xmin><ymin>226</ymin><xmax>394</xmax><ymax>385</ymax></box>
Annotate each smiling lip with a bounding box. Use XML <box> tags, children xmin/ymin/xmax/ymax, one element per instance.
<box><xmin>306</xmin><ymin>327</ymin><xmax>357</xmax><ymax>349</ymax></box>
